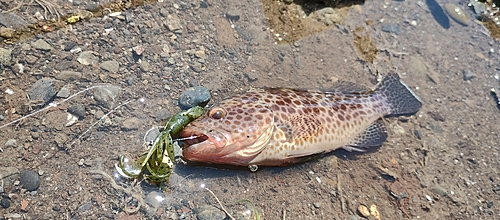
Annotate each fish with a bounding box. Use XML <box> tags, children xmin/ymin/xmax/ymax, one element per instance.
<box><xmin>178</xmin><ymin>74</ymin><xmax>422</xmax><ymax>167</ymax></box>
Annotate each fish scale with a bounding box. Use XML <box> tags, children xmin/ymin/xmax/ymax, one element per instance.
<box><xmin>180</xmin><ymin>74</ymin><xmax>422</xmax><ymax>167</ymax></box>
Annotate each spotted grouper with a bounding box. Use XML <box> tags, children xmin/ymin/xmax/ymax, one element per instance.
<box><xmin>179</xmin><ymin>74</ymin><xmax>422</xmax><ymax>168</ymax></box>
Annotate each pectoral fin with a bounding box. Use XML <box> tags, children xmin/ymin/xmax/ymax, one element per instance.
<box><xmin>343</xmin><ymin>119</ymin><xmax>388</xmax><ymax>152</ymax></box>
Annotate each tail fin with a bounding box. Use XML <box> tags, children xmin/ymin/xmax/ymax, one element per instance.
<box><xmin>376</xmin><ymin>74</ymin><xmax>422</xmax><ymax>115</ymax></box>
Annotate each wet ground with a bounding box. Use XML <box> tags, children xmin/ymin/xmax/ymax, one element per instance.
<box><xmin>1</xmin><ymin>0</ymin><xmax>500</xmax><ymax>219</ymax></box>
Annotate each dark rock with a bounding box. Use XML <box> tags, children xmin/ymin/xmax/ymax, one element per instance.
<box><xmin>381</xmin><ymin>24</ymin><xmax>401</xmax><ymax>35</ymax></box>
<box><xmin>68</xmin><ymin>104</ymin><xmax>86</xmax><ymax>118</ymax></box>
<box><xmin>28</xmin><ymin>78</ymin><xmax>56</xmax><ymax>105</ymax></box>
<box><xmin>463</xmin><ymin>69</ymin><xmax>475</xmax><ymax>81</ymax></box>
<box><xmin>0</xmin><ymin>197</ymin><xmax>10</xmax><ymax>208</ymax></box>
<box><xmin>20</xmin><ymin>170</ymin><xmax>41</xmax><ymax>191</ymax></box>
<box><xmin>63</xmin><ymin>42</ymin><xmax>77</xmax><ymax>51</ymax></box>
<box><xmin>226</xmin><ymin>10</ymin><xmax>241</xmax><ymax>21</ymax></box>
<box><xmin>178</xmin><ymin>86</ymin><xmax>211</xmax><ymax>109</ymax></box>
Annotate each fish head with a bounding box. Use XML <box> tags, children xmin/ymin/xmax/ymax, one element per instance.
<box><xmin>179</xmin><ymin>98</ymin><xmax>275</xmax><ymax>166</ymax></box>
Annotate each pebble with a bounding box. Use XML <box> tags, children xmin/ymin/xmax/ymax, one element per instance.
<box><xmin>357</xmin><ymin>204</ymin><xmax>370</xmax><ymax>217</ymax></box>
<box><xmin>381</xmin><ymin>24</ymin><xmax>401</xmax><ymax>35</ymax></box>
<box><xmin>194</xmin><ymin>50</ymin><xmax>207</xmax><ymax>59</ymax></box>
<box><xmin>4</xmin><ymin>139</ymin><xmax>16</xmax><ymax>147</ymax></box>
<box><xmin>56</xmin><ymin>71</ymin><xmax>82</xmax><ymax>81</ymax></box>
<box><xmin>165</xmin><ymin>14</ymin><xmax>182</xmax><ymax>31</ymax></box>
<box><xmin>139</xmin><ymin>60</ymin><xmax>150</xmax><ymax>72</ymax></box>
<box><xmin>0</xmin><ymin>12</ymin><xmax>29</xmax><ymax>29</ymax></box>
<box><xmin>121</xmin><ymin>117</ymin><xmax>141</xmax><ymax>130</ymax></box>
<box><xmin>462</xmin><ymin>69</ymin><xmax>474</xmax><ymax>81</ymax></box>
<box><xmin>191</xmin><ymin>62</ymin><xmax>204</xmax><ymax>72</ymax></box>
<box><xmin>19</xmin><ymin>170</ymin><xmax>41</xmax><ymax>191</ymax></box>
<box><xmin>99</xmin><ymin>60</ymin><xmax>120</xmax><ymax>73</ymax></box>
<box><xmin>196</xmin><ymin>205</ymin><xmax>226</xmax><ymax>220</ymax></box>
<box><xmin>0</xmin><ymin>197</ymin><xmax>10</xmax><ymax>208</ymax></box>
<box><xmin>226</xmin><ymin>9</ymin><xmax>241</xmax><ymax>21</ymax></box>
<box><xmin>93</xmin><ymin>85</ymin><xmax>122</xmax><ymax>108</ymax></box>
<box><xmin>28</xmin><ymin>78</ymin><xmax>56</xmax><ymax>105</ymax></box>
<box><xmin>0</xmin><ymin>27</ymin><xmax>15</xmax><ymax>39</ymax></box>
<box><xmin>313</xmin><ymin>203</ymin><xmax>321</xmax><ymax>208</ymax></box>
<box><xmin>77</xmin><ymin>201</ymin><xmax>92</xmax><ymax>213</ymax></box>
<box><xmin>63</xmin><ymin>41</ymin><xmax>77</xmax><ymax>51</ymax></box>
<box><xmin>444</xmin><ymin>4</ymin><xmax>468</xmax><ymax>26</ymax></box>
<box><xmin>77</xmin><ymin>51</ymin><xmax>98</xmax><ymax>66</ymax></box>
<box><xmin>56</xmin><ymin>86</ymin><xmax>71</xmax><ymax>98</ymax></box>
<box><xmin>178</xmin><ymin>86</ymin><xmax>211</xmax><ymax>109</ymax></box>
<box><xmin>31</xmin><ymin>39</ymin><xmax>53</xmax><ymax>51</ymax></box>
<box><xmin>470</xmin><ymin>1</ymin><xmax>486</xmax><ymax>15</ymax></box>
<box><xmin>431</xmin><ymin>185</ymin><xmax>448</xmax><ymax>196</ymax></box>
<box><xmin>0</xmin><ymin>48</ymin><xmax>12</xmax><ymax>65</ymax></box>
<box><xmin>68</xmin><ymin>104</ymin><xmax>86</xmax><ymax>118</ymax></box>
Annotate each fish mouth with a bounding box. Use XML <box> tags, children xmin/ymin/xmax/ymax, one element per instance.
<box><xmin>177</xmin><ymin>128</ymin><xmax>209</xmax><ymax>149</ymax></box>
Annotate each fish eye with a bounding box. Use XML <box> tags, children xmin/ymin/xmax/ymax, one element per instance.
<box><xmin>209</xmin><ymin>108</ymin><xmax>226</xmax><ymax>119</ymax></box>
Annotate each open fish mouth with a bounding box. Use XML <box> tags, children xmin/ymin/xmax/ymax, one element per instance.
<box><xmin>177</xmin><ymin>129</ymin><xmax>209</xmax><ymax>149</ymax></box>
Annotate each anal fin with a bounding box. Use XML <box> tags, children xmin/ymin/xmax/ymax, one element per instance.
<box><xmin>343</xmin><ymin>119</ymin><xmax>388</xmax><ymax>152</ymax></box>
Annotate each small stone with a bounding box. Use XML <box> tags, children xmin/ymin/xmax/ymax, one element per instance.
<box><xmin>121</xmin><ymin>117</ymin><xmax>141</xmax><ymax>130</ymax></box>
<box><xmin>77</xmin><ymin>202</ymin><xmax>92</xmax><ymax>213</ymax></box>
<box><xmin>56</xmin><ymin>71</ymin><xmax>82</xmax><ymax>81</ymax></box>
<box><xmin>25</xmin><ymin>55</ymin><xmax>38</xmax><ymax>64</ymax></box>
<box><xmin>226</xmin><ymin>9</ymin><xmax>241</xmax><ymax>21</ymax></box>
<box><xmin>194</xmin><ymin>50</ymin><xmax>207</xmax><ymax>59</ymax></box>
<box><xmin>313</xmin><ymin>203</ymin><xmax>321</xmax><ymax>208</ymax></box>
<box><xmin>463</xmin><ymin>70</ymin><xmax>474</xmax><ymax>81</ymax></box>
<box><xmin>431</xmin><ymin>185</ymin><xmax>448</xmax><ymax>196</ymax></box>
<box><xmin>357</xmin><ymin>205</ymin><xmax>370</xmax><ymax>217</ymax></box>
<box><xmin>196</xmin><ymin>205</ymin><xmax>226</xmax><ymax>220</ymax></box>
<box><xmin>28</xmin><ymin>78</ymin><xmax>56</xmax><ymax>105</ymax></box>
<box><xmin>191</xmin><ymin>62</ymin><xmax>204</xmax><ymax>72</ymax></box>
<box><xmin>0</xmin><ymin>48</ymin><xmax>12</xmax><ymax>66</ymax></box>
<box><xmin>56</xmin><ymin>86</ymin><xmax>71</xmax><ymax>98</ymax></box>
<box><xmin>66</xmin><ymin>113</ymin><xmax>79</xmax><ymax>127</ymax></box>
<box><xmin>132</xmin><ymin>45</ymin><xmax>144</xmax><ymax>56</ymax></box>
<box><xmin>381</xmin><ymin>24</ymin><xmax>401</xmax><ymax>35</ymax></box>
<box><xmin>77</xmin><ymin>51</ymin><xmax>98</xmax><ymax>66</ymax></box>
<box><xmin>159</xmin><ymin>8</ymin><xmax>169</xmax><ymax>17</ymax></box>
<box><xmin>0</xmin><ymin>197</ymin><xmax>10</xmax><ymax>208</ymax></box>
<box><xmin>165</xmin><ymin>14</ymin><xmax>182</xmax><ymax>31</ymax></box>
<box><xmin>93</xmin><ymin>85</ymin><xmax>122</xmax><ymax>108</ymax></box>
<box><xmin>99</xmin><ymin>60</ymin><xmax>119</xmax><ymax>73</ymax></box>
<box><xmin>63</xmin><ymin>41</ymin><xmax>77</xmax><ymax>51</ymax></box>
<box><xmin>5</xmin><ymin>139</ymin><xmax>16</xmax><ymax>147</ymax></box>
<box><xmin>0</xmin><ymin>27</ymin><xmax>15</xmax><ymax>39</ymax></box>
<box><xmin>487</xmin><ymin>201</ymin><xmax>493</xmax><ymax>208</ymax></box>
<box><xmin>178</xmin><ymin>86</ymin><xmax>211</xmax><ymax>109</ymax></box>
<box><xmin>68</xmin><ymin>104</ymin><xmax>86</xmax><ymax>118</ymax></box>
<box><xmin>140</xmin><ymin>61</ymin><xmax>150</xmax><ymax>72</ymax></box>
<box><xmin>19</xmin><ymin>170</ymin><xmax>40</xmax><ymax>191</ymax></box>
<box><xmin>31</xmin><ymin>39</ymin><xmax>53</xmax><ymax>51</ymax></box>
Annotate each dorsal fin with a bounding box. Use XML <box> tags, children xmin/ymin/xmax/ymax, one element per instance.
<box><xmin>325</xmin><ymin>80</ymin><xmax>373</xmax><ymax>94</ymax></box>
